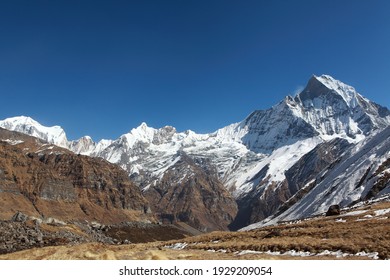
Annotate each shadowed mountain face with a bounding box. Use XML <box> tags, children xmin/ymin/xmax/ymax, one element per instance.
<box><xmin>240</xmin><ymin>99</ymin><xmax>319</xmax><ymax>153</ymax></box>
<box><xmin>0</xmin><ymin>128</ymin><xmax>151</xmax><ymax>225</ymax></box>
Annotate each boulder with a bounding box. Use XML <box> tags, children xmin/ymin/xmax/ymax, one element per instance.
<box><xmin>326</xmin><ymin>205</ymin><xmax>340</xmax><ymax>216</ymax></box>
<box><xmin>44</xmin><ymin>217</ymin><xmax>66</xmax><ymax>226</ymax></box>
<box><xmin>11</xmin><ymin>211</ymin><xmax>28</xmax><ymax>222</ymax></box>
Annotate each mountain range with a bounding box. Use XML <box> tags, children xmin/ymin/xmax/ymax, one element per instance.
<box><xmin>1</xmin><ymin>74</ymin><xmax>389</xmax><ymax>232</ymax></box>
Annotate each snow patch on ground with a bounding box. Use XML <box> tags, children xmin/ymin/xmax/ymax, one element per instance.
<box><xmin>235</xmin><ymin>249</ymin><xmax>379</xmax><ymax>259</ymax></box>
<box><xmin>164</xmin><ymin>242</ymin><xmax>188</xmax><ymax>250</ymax></box>
<box><xmin>341</xmin><ymin>210</ymin><xmax>368</xmax><ymax>216</ymax></box>
<box><xmin>207</xmin><ymin>249</ymin><xmax>228</xmax><ymax>253</ymax></box>
<box><xmin>374</xmin><ymin>208</ymin><xmax>390</xmax><ymax>216</ymax></box>
<box><xmin>1</xmin><ymin>139</ymin><xmax>24</xmax><ymax>145</ymax></box>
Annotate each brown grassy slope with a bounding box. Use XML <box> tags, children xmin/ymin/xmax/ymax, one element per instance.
<box><xmin>1</xmin><ymin>201</ymin><xmax>389</xmax><ymax>260</ymax></box>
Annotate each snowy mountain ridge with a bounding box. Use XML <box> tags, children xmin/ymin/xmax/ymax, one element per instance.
<box><xmin>1</xmin><ymin>75</ymin><xmax>389</xmax><ymax>195</ymax></box>
<box><xmin>1</xmin><ymin>74</ymin><xmax>389</xmax><ymax>229</ymax></box>
<box><xmin>0</xmin><ymin>116</ymin><xmax>69</xmax><ymax>148</ymax></box>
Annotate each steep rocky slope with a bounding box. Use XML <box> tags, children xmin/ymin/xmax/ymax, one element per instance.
<box><xmin>143</xmin><ymin>152</ymin><xmax>237</xmax><ymax>231</ymax></box>
<box><xmin>0</xmin><ymin>128</ymin><xmax>151</xmax><ymax>225</ymax></box>
<box><xmin>244</xmin><ymin>126</ymin><xmax>390</xmax><ymax>230</ymax></box>
<box><xmin>229</xmin><ymin>138</ymin><xmax>353</xmax><ymax>229</ymax></box>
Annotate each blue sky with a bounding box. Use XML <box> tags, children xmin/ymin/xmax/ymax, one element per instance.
<box><xmin>0</xmin><ymin>0</ymin><xmax>389</xmax><ymax>140</ymax></box>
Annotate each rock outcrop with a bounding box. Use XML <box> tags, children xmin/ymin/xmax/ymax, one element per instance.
<box><xmin>326</xmin><ymin>205</ymin><xmax>341</xmax><ymax>216</ymax></box>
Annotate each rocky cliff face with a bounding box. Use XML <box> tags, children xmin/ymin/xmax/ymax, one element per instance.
<box><xmin>143</xmin><ymin>152</ymin><xmax>238</xmax><ymax>232</ymax></box>
<box><xmin>0</xmin><ymin>128</ymin><xmax>151</xmax><ymax>225</ymax></box>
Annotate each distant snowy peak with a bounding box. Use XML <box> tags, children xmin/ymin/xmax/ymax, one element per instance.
<box><xmin>0</xmin><ymin>116</ymin><xmax>114</xmax><ymax>154</ymax></box>
<box><xmin>1</xmin><ymin>116</ymin><xmax>39</xmax><ymax>127</ymax></box>
<box><xmin>0</xmin><ymin>116</ymin><xmax>68</xmax><ymax>148</ymax></box>
<box><xmin>125</xmin><ymin>122</ymin><xmax>156</xmax><ymax>145</ymax></box>
<box><xmin>69</xmin><ymin>136</ymin><xmax>114</xmax><ymax>156</ymax></box>
<box><xmin>69</xmin><ymin>136</ymin><xmax>95</xmax><ymax>154</ymax></box>
<box><xmin>124</xmin><ymin>122</ymin><xmax>179</xmax><ymax>146</ymax></box>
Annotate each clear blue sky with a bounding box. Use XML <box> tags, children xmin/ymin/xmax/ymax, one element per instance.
<box><xmin>0</xmin><ymin>0</ymin><xmax>389</xmax><ymax>141</ymax></box>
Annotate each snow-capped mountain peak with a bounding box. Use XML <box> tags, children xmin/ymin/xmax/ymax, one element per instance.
<box><xmin>3</xmin><ymin>116</ymin><xmax>40</xmax><ymax>126</ymax></box>
<box><xmin>292</xmin><ymin>75</ymin><xmax>390</xmax><ymax>139</ymax></box>
<box><xmin>125</xmin><ymin>122</ymin><xmax>156</xmax><ymax>146</ymax></box>
<box><xmin>122</xmin><ymin>122</ymin><xmax>180</xmax><ymax>148</ymax></box>
<box><xmin>0</xmin><ymin>116</ymin><xmax>68</xmax><ymax>148</ymax></box>
<box><xmin>69</xmin><ymin>135</ymin><xmax>95</xmax><ymax>154</ymax></box>
<box><xmin>296</xmin><ymin>75</ymin><xmax>359</xmax><ymax>108</ymax></box>
<box><xmin>313</xmin><ymin>74</ymin><xmax>360</xmax><ymax>108</ymax></box>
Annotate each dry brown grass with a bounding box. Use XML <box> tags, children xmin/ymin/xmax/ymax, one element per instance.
<box><xmin>174</xmin><ymin>202</ymin><xmax>390</xmax><ymax>259</ymax></box>
<box><xmin>1</xmin><ymin>200</ymin><xmax>389</xmax><ymax>260</ymax></box>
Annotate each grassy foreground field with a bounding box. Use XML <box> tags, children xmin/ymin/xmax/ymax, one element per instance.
<box><xmin>1</xmin><ymin>201</ymin><xmax>389</xmax><ymax>260</ymax></box>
